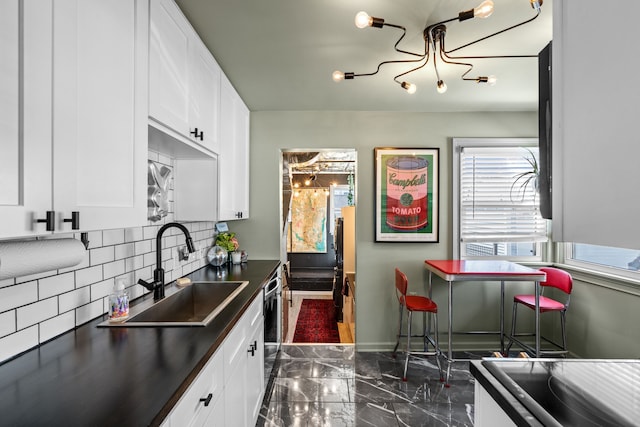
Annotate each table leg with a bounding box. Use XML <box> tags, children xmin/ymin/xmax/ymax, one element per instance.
<box><xmin>535</xmin><ymin>280</ymin><xmax>540</xmax><ymax>357</ymax></box>
<box><xmin>500</xmin><ymin>280</ymin><xmax>505</xmax><ymax>355</ymax></box>
<box><xmin>447</xmin><ymin>280</ymin><xmax>453</xmax><ymax>382</ymax></box>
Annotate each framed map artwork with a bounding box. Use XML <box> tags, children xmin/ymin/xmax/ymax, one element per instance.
<box><xmin>288</xmin><ymin>188</ymin><xmax>328</xmax><ymax>253</ymax></box>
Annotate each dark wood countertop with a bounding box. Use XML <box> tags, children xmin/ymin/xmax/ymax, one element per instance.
<box><xmin>0</xmin><ymin>260</ymin><xmax>280</xmax><ymax>427</ymax></box>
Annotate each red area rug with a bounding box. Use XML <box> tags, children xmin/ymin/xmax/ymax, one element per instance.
<box><xmin>293</xmin><ymin>299</ymin><xmax>340</xmax><ymax>343</ymax></box>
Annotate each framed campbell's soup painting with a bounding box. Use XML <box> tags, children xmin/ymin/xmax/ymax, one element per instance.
<box><xmin>374</xmin><ymin>147</ymin><xmax>439</xmax><ymax>243</ymax></box>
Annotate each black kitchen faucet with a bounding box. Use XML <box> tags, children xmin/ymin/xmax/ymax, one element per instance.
<box><xmin>138</xmin><ymin>222</ymin><xmax>196</xmax><ymax>300</ymax></box>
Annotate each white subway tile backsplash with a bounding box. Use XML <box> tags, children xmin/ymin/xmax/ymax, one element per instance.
<box><xmin>163</xmin><ymin>235</ymin><xmax>178</xmax><ymax>248</ymax></box>
<box><xmin>39</xmin><ymin>311</ymin><xmax>75</xmax><ymax>343</ymax></box>
<box><xmin>90</xmin><ymin>246</ymin><xmax>115</xmax><ymax>266</ymax></box>
<box><xmin>75</xmin><ymin>300</ymin><xmax>103</xmax><ymax>326</ymax></box>
<box><xmin>15</xmin><ymin>269</ymin><xmax>58</xmax><ymax>285</ymax></box>
<box><xmin>125</xmin><ymin>255</ymin><xmax>144</xmax><ymax>272</ymax></box>
<box><xmin>157</xmin><ymin>152</ymin><xmax>172</xmax><ymax>166</ymax></box>
<box><xmin>135</xmin><ymin>240</ymin><xmax>152</xmax><ymax>255</ymax></box>
<box><xmin>17</xmin><ymin>297</ymin><xmax>58</xmax><ymax>330</ymax></box>
<box><xmin>125</xmin><ymin>227</ymin><xmax>144</xmax><ymax>242</ymax></box>
<box><xmin>91</xmin><ymin>278</ymin><xmax>115</xmax><ymax>301</ymax></box>
<box><xmin>0</xmin><ymin>326</ymin><xmax>38</xmax><ymax>363</ymax></box>
<box><xmin>143</xmin><ymin>252</ymin><xmax>155</xmax><ymax>268</ymax></box>
<box><xmin>75</xmin><ymin>265</ymin><xmax>103</xmax><ymax>288</ymax></box>
<box><xmin>0</xmin><ymin>278</ymin><xmax>15</xmax><ymax>289</ymax></box>
<box><xmin>103</xmin><ymin>260</ymin><xmax>125</xmax><ymax>280</ymax></box>
<box><xmin>143</xmin><ymin>225</ymin><xmax>158</xmax><ymax>240</ymax></box>
<box><xmin>0</xmin><ymin>282</ymin><xmax>38</xmax><ymax>313</ymax></box>
<box><xmin>39</xmin><ymin>272</ymin><xmax>75</xmax><ymax>299</ymax></box>
<box><xmin>59</xmin><ymin>288</ymin><xmax>90</xmax><ymax>313</ymax></box>
<box><xmin>115</xmin><ymin>243</ymin><xmax>135</xmax><ymax>260</ymax></box>
<box><xmin>0</xmin><ymin>311</ymin><xmax>16</xmax><ymax>338</ymax></box>
<box><xmin>103</xmin><ymin>229</ymin><xmax>125</xmax><ymax>246</ymax></box>
<box><xmin>0</xmin><ymin>216</ymin><xmax>215</xmax><ymax>363</ymax></box>
<box><xmin>86</xmin><ymin>230</ymin><xmax>103</xmax><ymax>249</ymax></box>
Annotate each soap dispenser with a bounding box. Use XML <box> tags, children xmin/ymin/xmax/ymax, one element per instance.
<box><xmin>109</xmin><ymin>278</ymin><xmax>129</xmax><ymax>322</ymax></box>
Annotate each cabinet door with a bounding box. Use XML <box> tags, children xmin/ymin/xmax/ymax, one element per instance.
<box><xmin>189</xmin><ymin>38</ymin><xmax>221</xmax><ymax>154</ymax></box>
<box><xmin>52</xmin><ymin>0</ymin><xmax>148</xmax><ymax>232</ymax></box>
<box><xmin>246</xmin><ymin>317</ymin><xmax>265</xmax><ymax>426</ymax></box>
<box><xmin>149</xmin><ymin>0</ymin><xmax>190</xmax><ymax>137</ymax></box>
<box><xmin>218</xmin><ymin>74</ymin><xmax>250</xmax><ymax>220</ymax></box>
<box><xmin>169</xmin><ymin>349</ymin><xmax>224</xmax><ymax>427</ymax></box>
<box><xmin>0</xmin><ymin>1</ymin><xmax>52</xmax><ymax>238</ymax></box>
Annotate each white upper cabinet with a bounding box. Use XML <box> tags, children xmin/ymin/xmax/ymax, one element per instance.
<box><xmin>0</xmin><ymin>1</ymin><xmax>52</xmax><ymax>238</ymax></box>
<box><xmin>53</xmin><ymin>0</ymin><xmax>148</xmax><ymax>233</ymax></box>
<box><xmin>0</xmin><ymin>0</ymin><xmax>148</xmax><ymax>239</ymax></box>
<box><xmin>188</xmin><ymin>37</ymin><xmax>221</xmax><ymax>154</ymax></box>
<box><xmin>552</xmin><ymin>1</ymin><xmax>640</xmax><ymax>250</ymax></box>
<box><xmin>218</xmin><ymin>74</ymin><xmax>250</xmax><ymax>221</ymax></box>
<box><xmin>149</xmin><ymin>0</ymin><xmax>221</xmax><ymax>154</ymax></box>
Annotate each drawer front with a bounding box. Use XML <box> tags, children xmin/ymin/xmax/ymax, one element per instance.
<box><xmin>170</xmin><ymin>348</ymin><xmax>223</xmax><ymax>427</ymax></box>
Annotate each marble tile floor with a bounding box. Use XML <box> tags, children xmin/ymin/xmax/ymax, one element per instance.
<box><xmin>257</xmin><ymin>345</ymin><xmax>482</xmax><ymax>427</ymax></box>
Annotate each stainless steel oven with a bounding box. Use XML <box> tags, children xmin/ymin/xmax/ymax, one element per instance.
<box><xmin>263</xmin><ymin>269</ymin><xmax>281</xmax><ymax>380</ymax></box>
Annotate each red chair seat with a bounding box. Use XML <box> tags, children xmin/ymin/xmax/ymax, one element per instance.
<box><xmin>404</xmin><ymin>295</ymin><xmax>438</xmax><ymax>312</ymax></box>
<box><xmin>513</xmin><ymin>294</ymin><xmax>565</xmax><ymax>312</ymax></box>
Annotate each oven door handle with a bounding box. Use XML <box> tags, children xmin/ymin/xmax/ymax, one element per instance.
<box><xmin>264</xmin><ymin>280</ymin><xmax>280</xmax><ymax>299</ymax></box>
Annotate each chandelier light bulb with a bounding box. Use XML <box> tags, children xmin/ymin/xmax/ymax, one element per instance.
<box><xmin>304</xmin><ymin>178</ymin><xmax>311</xmax><ymax>186</ymax></box>
<box><xmin>436</xmin><ymin>80</ymin><xmax>447</xmax><ymax>94</ymax></box>
<box><xmin>401</xmin><ymin>81</ymin><xmax>417</xmax><ymax>94</ymax></box>
<box><xmin>530</xmin><ymin>0</ymin><xmax>543</xmax><ymax>11</ymax></box>
<box><xmin>474</xmin><ymin>0</ymin><xmax>494</xmax><ymax>19</ymax></box>
<box><xmin>354</xmin><ymin>11</ymin><xmax>372</xmax><ymax>28</ymax></box>
<box><xmin>487</xmin><ymin>75</ymin><xmax>497</xmax><ymax>86</ymax></box>
<box><xmin>332</xmin><ymin>70</ymin><xmax>345</xmax><ymax>82</ymax></box>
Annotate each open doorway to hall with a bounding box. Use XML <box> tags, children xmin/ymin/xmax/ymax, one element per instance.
<box><xmin>280</xmin><ymin>149</ymin><xmax>356</xmax><ymax>345</ymax></box>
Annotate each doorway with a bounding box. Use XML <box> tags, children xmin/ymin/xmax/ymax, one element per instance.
<box><xmin>280</xmin><ymin>149</ymin><xmax>356</xmax><ymax>345</ymax></box>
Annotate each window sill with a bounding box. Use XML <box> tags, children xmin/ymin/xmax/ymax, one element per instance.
<box><xmin>553</xmin><ymin>263</ymin><xmax>640</xmax><ymax>297</ymax></box>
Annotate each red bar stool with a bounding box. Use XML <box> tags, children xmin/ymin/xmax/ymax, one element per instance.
<box><xmin>507</xmin><ymin>267</ymin><xmax>573</xmax><ymax>355</ymax></box>
<box><xmin>392</xmin><ymin>268</ymin><xmax>444</xmax><ymax>383</ymax></box>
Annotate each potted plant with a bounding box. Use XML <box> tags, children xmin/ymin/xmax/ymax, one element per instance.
<box><xmin>510</xmin><ymin>148</ymin><xmax>539</xmax><ymax>202</ymax></box>
<box><xmin>215</xmin><ymin>232</ymin><xmax>239</xmax><ymax>261</ymax></box>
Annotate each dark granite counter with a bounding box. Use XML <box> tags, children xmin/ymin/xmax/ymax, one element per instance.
<box><xmin>0</xmin><ymin>260</ymin><xmax>280</xmax><ymax>427</ymax></box>
<box><xmin>471</xmin><ymin>358</ymin><xmax>640</xmax><ymax>427</ymax></box>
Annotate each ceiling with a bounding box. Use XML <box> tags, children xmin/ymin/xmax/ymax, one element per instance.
<box><xmin>175</xmin><ymin>0</ymin><xmax>552</xmax><ymax>113</ymax></box>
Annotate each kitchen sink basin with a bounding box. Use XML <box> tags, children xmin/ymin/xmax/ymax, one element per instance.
<box><xmin>98</xmin><ymin>281</ymin><xmax>249</xmax><ymax>327</ymax></box>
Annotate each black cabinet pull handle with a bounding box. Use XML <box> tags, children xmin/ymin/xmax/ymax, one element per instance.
<box><xmin>248</xmin><ymin>340</ymin><xmax>258</xmax><ymax>356</ymax></box>
<box><xmin>36</xmin><ymin>211</ymin><xmax>55</xmax><ymax>231</ymax></box>
<box><xmin>63</xmin><ymin>211</ymin><xmax>80</xmax><ymax>230</ymax></box>
<box><xmin>248</xmin><ymin>340</ymin><xmax>257</xmax><ymax>356</ymax></box>
<box><xmin>190</xmin><ymin>128</ymin><xmax>204</xmax><ymax>141</ymax></box>
<box><xmin>199</xmin><ymin>393</ymin><xmax>213</xmax><ymax>407</ymax></box>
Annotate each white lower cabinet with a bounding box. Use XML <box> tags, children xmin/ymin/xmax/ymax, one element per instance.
<box><xmin>224</xmin><ymin>295</ymin><xmax>264</xmax><ymax>427</ymax></box>
<box><xmin>162</xmin><ymin>293</ymin><xmax>264</xmax><ymax>427</ymax></box>
<box><xmin>164</xmin><ymin>349</ymin><xmax>224</xmax><ymax>427</ymax></box>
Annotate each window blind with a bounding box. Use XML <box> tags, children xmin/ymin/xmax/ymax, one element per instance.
<box><xmin>460</xmin><ymin>146</ymin><xmax>547</xmax><ymax>243</ymax></box>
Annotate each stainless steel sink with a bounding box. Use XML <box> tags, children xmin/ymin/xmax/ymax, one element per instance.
<box><xmin>98</xmin><ymin>281</ymin><xmax>249</xmax><ymax>327</ymax></box>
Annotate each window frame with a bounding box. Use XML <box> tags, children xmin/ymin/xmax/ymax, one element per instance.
<box><xmin>561</xmin><ymin>242</ymin><xmax>640</xmax><ymax>282</ymax></box>
<box><xmin>453</xmin><ymin>137</ymin><xmax>548</xmax><ymax>261</ymax></box>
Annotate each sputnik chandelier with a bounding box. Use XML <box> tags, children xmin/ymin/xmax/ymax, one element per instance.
<box><xmin>332</xmin><ymin>0</ymin><xmax>544</xmax><ymax>94</ymax></box>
